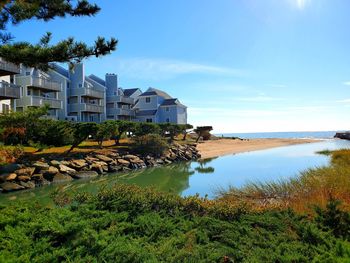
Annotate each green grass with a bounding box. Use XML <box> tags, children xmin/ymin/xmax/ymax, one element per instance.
<box><xmin>1</xmin><ymin>184</ymin><xmax>350</xmax><ymax>262</ymax></box>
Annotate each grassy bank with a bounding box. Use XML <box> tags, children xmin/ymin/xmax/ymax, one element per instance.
<box><xmin>1</xmin><ymin>184</ymin><xmax>350</xmax><ymax>262</ymax></box>
<box><xmin>217</xmin><ymin>149</ymin><xmax>350</xmax><ymax>213</ymax></box>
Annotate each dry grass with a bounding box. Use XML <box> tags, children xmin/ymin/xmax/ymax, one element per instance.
<box><xmin>217</xmin><ymin>149</ymin><xmax>350</xmax><ymax>214</ymax></box>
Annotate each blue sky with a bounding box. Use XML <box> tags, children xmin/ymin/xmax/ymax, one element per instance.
<box><xmin>8</xmin><ymin>0</ymin><xmax>350</xmax><ymax>133</ymax></box>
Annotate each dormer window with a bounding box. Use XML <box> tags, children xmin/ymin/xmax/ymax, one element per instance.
<box><xmin>145</xmin><ymin>97</ymin><xmax>151</xmax><ymax>103</ymax></box>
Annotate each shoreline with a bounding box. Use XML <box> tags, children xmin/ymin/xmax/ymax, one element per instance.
<box><xmin>197</xmin><ymin>138</ymin><xmax>322</xmax><ymax>159</ymax></box>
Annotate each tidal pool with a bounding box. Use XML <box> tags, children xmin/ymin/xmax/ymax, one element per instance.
<box><xmin>1</xmin><ymin>139</ymin><xmax>350</xmax><ymax>205</ymax></box>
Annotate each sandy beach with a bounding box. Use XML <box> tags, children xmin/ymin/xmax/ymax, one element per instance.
<box><xmin>197</xmin><ymin>138</ymin><xmax>321</xmax><ymax>159</ymax></box>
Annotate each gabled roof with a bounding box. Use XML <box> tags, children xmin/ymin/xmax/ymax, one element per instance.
<box><xmin>136</xmin><ymin>109</ymin><xmax>157</xmax><ymax>116</ymax></box>
<box><xmin>51</xmin><ymin>63</ymin><xmax>69</xmax><ymax>78</ymax></box>
<box><xmin>123</xmin><ymin>88</ymin><xmax>140</xmax><ymax>97</ymax></box>
<box><xmin>89</xmin><ymin>74</ymin><xmax>106</xmax><ymax>86</ymax></box>
<box><xmin>160</xmin><ymin>98</ymin><xmax>187</xmax><ymax>108</ymax></box>
<box><xmin>139</xmin><ymin>88</ymin><xmax>172</xmax><ymax>99</ymax></box>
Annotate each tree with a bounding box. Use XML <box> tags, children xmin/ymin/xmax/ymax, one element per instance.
<box><xmin>194</xmin><ymin>126</ymin><xmax>213</xmax><ymax>143</ymax></box>
<box><xmin>134</xmin><ymin>122</ymin><xmax>160</xmax><ymax>137</ymax></box>
<box><xmin>0</xmin><ymin>1</ymin><xmax>117</xmax><ymax>70</ymax></box>
<box><xmin>181</xmin><ymin>124</ymin><xmax>193</xmax><ymax>141</ymax></box>
<box><xmin>96</xmin><ymin>121</ymin><xmax>118</xmax><ymax>148</ymax></box>
<box><xmin>113</xmin><ymin>120</ymin><xmax>135</xmax><ymax>145</ymax></box>
<box><xmin>67</xmin><ymin>122</ymin><xmax>97</xmax><ymax>153</ymax></box>
<box><xmin>0</xmin><ymin>105</ymin><xmax>49</xmax><ymax>144</ymax></box>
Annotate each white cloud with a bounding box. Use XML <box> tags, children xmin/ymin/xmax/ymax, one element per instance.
<box><xmin>343</xmin><ymin>81</ymin><xmax>350</xmax><ymax>86</ymax></box>
<box><xmin>110</xmin><ymin>58</ymin><xmax>247</xmax><ymax>80</ymax></box>
<box><xmin>337</xmin><ymin>99</ymin><xmax>350</xmax><ymax>103</ymax></box>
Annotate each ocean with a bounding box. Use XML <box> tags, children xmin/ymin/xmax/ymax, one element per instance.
<box><xmin>217</xmin><ymin>131</ymin><xmax>345</xmax><ymax>139</ymax></box>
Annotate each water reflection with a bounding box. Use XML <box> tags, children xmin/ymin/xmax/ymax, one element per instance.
<box><xmin>1</xmin><ymin>139</ymin><xmax>350</xmax><ymax>204</ymax></box>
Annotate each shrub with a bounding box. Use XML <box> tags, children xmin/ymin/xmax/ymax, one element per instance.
<box><xmin>132</xmin><ymin>134</ymin><xmax>168</xmax><ymax>157</ymax></box>
<box><xmin>0</xmin><ymin>145</ymin><xmax>24</xmax><ymax>164</ymax></box>
<box><xmin>134</xmin><ymin>122</ymin><xmax>161</xmax><ymax>137</ymax></box>
<box><xmin>1</xmin><ymin>127</ymin><xmax>26</xmax><ymax>145</ymax></box>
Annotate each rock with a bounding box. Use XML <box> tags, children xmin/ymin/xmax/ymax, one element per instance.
<box><xmin>19</xmin><ymin>181</ymin><xmax>35</xmax><ymax>189</ymax></box>
<box><xmin>32</xmin><ymin>174</ymin><xmax>44</xmax><ymax>181</ymax></box>
<box><xmin>44</xmin><ymin>166</ymin><xmax>59</xmax><ymax>175</ymax></box>
<box><xmin>59</xmin><ymin>164</ymin><xmax>77</xmax><ymax>175</ymax></box>
<box><xmin>95</xmin><ymin>154</ymin><xmax>113</xmax><ymax>163</ymax></box>
<box><xmin>52</xmin><ymin>173</ymin><xmax>73</xmax><ymax>183</ymax></box>
<box><xmin>90</xmin><ymin>161</ymin><xmax>108</xmax><ymax>174</ymax></box>
<box><xmin>108</xmin><ymin>164</ymin><xmax>121</xmax><ymax>172</ymax></box>
<box><xmin>164</xmin><ymin>159</ymin><xmax>172</xmax><ymax>165</ymax></box>
<box><xmin>123</xmin><ymin>154</ymin><xmax>140</xmax><ymax>161</ymax></box>
<box><xmin>74</xmin><ymin>171</ymin><xmax>99</xmax><ymax>179</ymax></box>
<box><xmin>6</xmin><ymin>173</ymin><xmax>17</xmax><ymax>181</ymax></box>
<box><xmin>117</xmin><ymin>159</ymin><xmax>130</xmax><ymax>166</ymax></box>
<box><xmin>15</xmin><ymin>167</ymin><xmax>36</xmax><ymax>176</ymax></box>
<box><xmin>71</xmin><ymin>159</ymin><xmax>88</xmax><ymax>169</ymax></box>
<box><xmin>32</xmin><ymin>161</ymin><xmax>49</xmax><ymax>170</ymax></box>
<box><xmin>0</xmin><ymin>182</ymin><xmax>25</xmax><ymax>192</ymax></box>
<box><xmin>85</xmin><ymin>156</ymin><xmax>100</xmax><ymax>164</ymax></box>
<box><xmin>50</xmin><ymin>160</ymin><xmax>61</xmax><ymax>167</ymax></box>
<box><xmin>0</xmin><ymin>163</ymin><xmax>21</xmax><ymax>174</ymax></box>
<box><xmin>18</xmin><ymin>175</ymin><xmax>31</xmax><ymax>182</ymax></box>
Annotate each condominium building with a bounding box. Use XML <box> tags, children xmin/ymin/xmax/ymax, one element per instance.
<box><xmin>6</xmin><ymin>62</ymin><xmax>187</xmax><ymax>124</ymax></box>
<box><xmin>0</xmin><ymin>59</ymin><xmax>21</xmax><ymax>114</ymax></box>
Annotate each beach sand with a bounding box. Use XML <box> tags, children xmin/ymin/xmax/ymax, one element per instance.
<box><xmin>197</xmin><ymin>138</ymin><xmax>320</xmax><ymax>159</ymax></box>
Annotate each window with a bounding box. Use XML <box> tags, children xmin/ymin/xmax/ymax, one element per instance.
<box><xmin>25</xmin><ymin>71</ymin><xmax>30</xmax><ymax>76</ymax></box>
<box><xmin>145</xmin><ymin>97</ymin><xmax>151</xmax><ymax>103</ymax></box>
<box><xmin>89</xmin><ymin>115</ymin><xmax>94</xmax><ymax>122</ymax></box>
<box><xmin>79</xmin><ymin>83</ymin><xmax>83</xmax><ymax>88</ymax></box>
<box><xmin>2</xmin><ymin>104</ymin><xmax>9</xmax><ymax>114</ymax></box>
<box><xmin>27</xmin><ymin>89</ymin><xmax>32</xmax><ymax>96</ymax></box>
<box><xmin>165</xmin><ymin>107</ymin><xmax>169</xmax><ymax>112</ymax></box>
<box><xmin>146</xmin><ymin>118</ymin><xmax>153</xmax><ymax>123</ymax></box>
<box><xmin>166</xmin><ymin>118</ymin><xmax>170</xmax><ymax>123</ymax></box>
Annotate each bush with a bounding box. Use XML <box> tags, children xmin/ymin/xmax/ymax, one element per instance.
<box><xmin>132</xmin><ymin>134</ymin><xmax>169</xmax><ymax>157</ymax></box>
<box><xmin>1</xmin><ymin>127</ymin><xmax>26</xmax><ymax>145</ymax></box>
<box><xmin>0</xmin><ymin>145</ymin><xmax>24</xmax><ymax>164</ymax></box>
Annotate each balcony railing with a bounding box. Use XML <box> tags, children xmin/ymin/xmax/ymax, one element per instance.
<box><xmin>69</xmin><ymin>103</ymin><xmax>104</xmax><ymax>113</ymax></box>
<box><xmin>0</xmin><ymin>82</ymin><xmax>20</xmax><ymax>99</ymax></box>
<box><xmin>29</xmin><ymin>77</ymin><xmax>61</xmax><ymax>91</ymax></box>
<box><xmin>70</xmin><ymin>88</ymin><xmax>104</xmax><ymax>99</ymax></box>
<box><xmin>0</xmin><ymin>60</ymin><xmax>20</xmax><ymax>76</ymax></box>
<box><xmin>16</xmin><ymin>96</ymin><xmax>62</xmax><ymax>109</ymax></box>
<box><xmin>107</xmin><ymin>107</ymin><xmax>135</xmax><ymax>116</ymax></box>
<box><xmin>106</xmin><ymin>95</ymin><xmax>134</xmax><ymax>104</ymax></box>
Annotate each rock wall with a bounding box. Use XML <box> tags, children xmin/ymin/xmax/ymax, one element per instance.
<box><xmin>0</xmin><ymin>143</ymin><xmax>200</xmax><ymax>193</ymax></box>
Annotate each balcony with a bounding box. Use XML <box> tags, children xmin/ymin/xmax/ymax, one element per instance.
<box><xmin>0</xmin><ymin>82</ymin><xmax>20</xmax><ymax>100</ymax></box>
<box><xmin>25</xmin><ymin>76</ymin><xmax>61</xmax><ymax>92</ymax></box>
<box><xmin>0</xmin><ymin>60</ymin><xmax>20</xmax><ymax>76</ymax></box>
<box><xmin>70</xmin><ymin>88</ymin><xmax>104</xmax><ymax>99</ymax></box>
<box><xmin>69</xmin><ymin>103</ymin><xmax>104</xmax><ymax>113</ymax></box>
<box><xmin>107</xmin><ymin>107</ymin><xmax>135</xmax><ymax>116</ymax></box>
<box><xmin>16</xmin><ymin>96</ymin><xmax>62</xmax><ymax>109</ymax></box>
<box><xmin>107</xmin><ymin>95</ymin><xmax>134</xmax><ymax>104</ymax></box>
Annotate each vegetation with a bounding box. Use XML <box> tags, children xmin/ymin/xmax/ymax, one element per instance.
<box><xmin>0</xmin><ymin>0</ymin><xmax>117</xmax><ymax>70</ymax></box>
<box><xmin>194</xmin><ymin>126</ymin><xmax>213</xmax><ymax>142</ymax></box>
<box><xmin>132</xmin><ymin>134</ymin><xmax>169</xmax><ymax>157</ymax></box>
<box><xmin>1</xmin><ymin>184</ymin><xmax>350</xmax><ymax>262</ymax></box>
<box><xmin>217</xmin><ymin>149</ymin><xmax>350</xmax><ymax>213</ymax></box>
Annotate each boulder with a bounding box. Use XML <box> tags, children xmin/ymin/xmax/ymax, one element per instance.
<box><xmin>31</xmin><ymin>174</ymin><xmax>44</xmax><ymax>181</ymax></box>
<box><xmin>117</xmin><ymin>159</ymin><xmax>130</xmax><ymax>166</ymax></box>
<box><xmin>44</xmin><ymin>166</ymin><xmax>59</xmax><ymax>175</ymax></box>
<box><xmin>59</xmin><ymin>164</ymin><xmax>77</xmax><ymax>175</ymax></box>
<box><xmin>50</xmin><ymin>160</ymin><xmax>61</xmax><ymax>167</ymax></box>
<box><xmin>85</xmin><ymin>156</ymin><xmax>100</xmax><ymax>163</ymax></box>
<box><xmin>6</xmin><ymin>173</ymin><xmax>17</xmax><ymax>181</ymax></box>
<box><xmin>71</xmin><ymin>159</ymin><xmax>88</xmax><ymax>169</ymax></box>
<box><xmin>108</xmin><ymin>164</ymin><xmax>121</xmax><ymax>172</ymax></box>
<box><xmin>0</xmin><ymin>182</ymin><xmax>25</xmax><ymax>192</ymax></box>
<box><xmin>52</xmin><ymin>173</ymin><xmax>73</xmax><ymax>183</ymax></box>
<box><xmin>95</xmin><ymin>154</ymin><xmax>113</xmax><ymax>163</ymax></box>
<box><xmin>123</xmin><ymin>154</ymin><xmax>140</xmax><ymax>161</ymax></box>
<box><xmin>32</xmin><ymin>161</ymin><xmax>50</xmax><ymax>170</ymax></box>
<box><xmin>19</xmin><ymin>181</ymin><xmax>35</xmax><ymax>189</ymax></box>
<box><xmin>15</xmin><ymin>167</ymin><xmax>36</xmax><ymax>177</ymax></box>
<box><xmin>18</xmin><ymin>175</ymin><xmax>31</xmax><ymax>182</ymax></box>
<box><xmin>90</xmin><ymin>161</ymin><xmax>108</xmax><ymax>174</ymax></box>
<box><xmin>74</xmin><ymin>171</ymin><xmax>99</xmax><ymax>179</ymax></box>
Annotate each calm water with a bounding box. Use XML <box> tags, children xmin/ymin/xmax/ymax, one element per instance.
<box><xmin>219</xmin><ymin>131</ymin><xmax>342</xmax><ymax>139</ymax></box>
<box><xmin>1</xmin><ymin>139</ymin><xmax>350</xmax><ymax>204</ymax></box>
